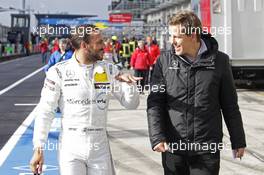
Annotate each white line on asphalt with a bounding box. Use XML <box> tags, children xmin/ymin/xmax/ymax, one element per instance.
<box><xmin>0</xmin><ymin>54</ymin><xmax>40</xmax><ymax>66</ymax></box>
<box><xmin>14</xmin><ymin>103</ymin><xmax>38</xmax><ymax>106</ymax></box>
<box><xmin>0</xmin><ymin>107</ymin><xmax>36</xmax><ymax>166</ymax></box>
<box><xmin>0</xmin><ymin>66</ymin><xmax>45</xmax><ymax>96</ymax></box>
<box><xmin>0</xmin><ymin>65</ymin><xmax>45</xmax><ymax>165</ymax></box>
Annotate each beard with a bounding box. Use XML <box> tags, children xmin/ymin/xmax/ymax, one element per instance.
<box><xmin>86</xmin><ymin>48</ymin><xmax>104</xmax><ymax>62</ymax></box>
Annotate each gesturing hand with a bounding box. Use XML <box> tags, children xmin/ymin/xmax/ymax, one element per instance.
<box><xmin>115</xmin><ymin>73</ymin><xmax>142</xmax><ymax>83</ymax></box>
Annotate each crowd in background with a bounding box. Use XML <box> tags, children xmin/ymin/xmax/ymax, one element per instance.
<box><xmin>39</xmin><ymin>37</ymin><xmax>74</xmax><ymax>71</ymax></box>
<box><xmin>103</xmin><ymin>35</ymin><xmax>160</xmax><ymax>94</ymax></box>
<box><xmin>0</xmin><ymin>32</ymin><xmax>40</xmax><ymax>58</ymax></box>
<box><xmin>41</xmin><ymin>35</ymin><xmax>160</xmax><ymax>94</ymax></box>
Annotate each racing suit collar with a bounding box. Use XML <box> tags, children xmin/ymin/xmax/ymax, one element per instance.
<box><xmin>72</xmin><ymin>52</ymin><xmax>94</xmax><ymax>69</ymax></box>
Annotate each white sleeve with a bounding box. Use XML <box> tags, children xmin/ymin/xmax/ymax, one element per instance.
<box><xmin>32</xmin><ymin>66</ymin><xmax>61</xmax><ymax>149</ymax></box>
<box><xmin>112</xmin><ymin>82</ymin><xmax>140</xmax><ymax>109</ymax></box>
<box><xmin>110</xmin><ymin>65</ymin><xmax>140</xmax><ymax>110</ymax></box>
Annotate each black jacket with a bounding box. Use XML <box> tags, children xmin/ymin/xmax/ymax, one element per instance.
<box><xmin>147</xmin><ymin>34</ymin><xmax>246</xmax><ymax>154</ymax></box>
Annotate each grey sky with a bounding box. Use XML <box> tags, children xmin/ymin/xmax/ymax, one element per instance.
<box><xmin>0</xmin><ymin>0</ymin><xmax>110</xmax><ymax>26</ymax></box>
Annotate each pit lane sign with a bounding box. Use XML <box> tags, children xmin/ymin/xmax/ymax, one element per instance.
<box><xmin>109</xmin><ymin>13</ymin><xmax>132</xmax><ymax>23</ymax></box>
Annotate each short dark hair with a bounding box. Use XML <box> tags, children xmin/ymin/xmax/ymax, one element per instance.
<box><xmin>169</xmin><ymin>10</ymin><xmax>202</xmax><ymax>40</ymax></box>
<box><xmin>70</xmin><ymin>24</ymin><xmax>100</xmax><ymax>49</ymax></box>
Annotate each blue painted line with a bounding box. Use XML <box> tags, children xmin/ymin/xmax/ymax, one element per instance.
<box><xmin>0</xmin><ymin>113</ymin><xmax>61</xmax><ymax>175</ymax></box>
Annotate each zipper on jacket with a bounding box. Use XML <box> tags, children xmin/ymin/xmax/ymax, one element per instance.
<box><xmin>179</xmin><ymin>56</ymin><xmax>193</xmax><ymax>144</ymax></box>
<box><xmin>186</xmin><ymin>67</ymin><xmax>189</xmax><ymax>143</ymax></box>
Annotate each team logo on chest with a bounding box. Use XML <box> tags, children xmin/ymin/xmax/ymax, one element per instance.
<box><xmin>93</xmin><ymin>65</ymin><xmax>110</xmax><ymax>89</ymax></box>
<box><xmin>66</xmin><ymin>69</ymin><xmax>75</xmax><ymax>78</ymax></box>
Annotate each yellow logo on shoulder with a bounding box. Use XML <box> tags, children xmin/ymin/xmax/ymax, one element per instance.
<box><xmin>94</xmin><ymin>65</ymin><xmax>108</xmax><ymax>83</ymax></box>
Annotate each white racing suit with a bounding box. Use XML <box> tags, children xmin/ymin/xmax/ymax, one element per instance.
<box><xmin>32</xmin><ymin>55</ymin><xmax>139</xmax><ymax>175</ymax></box>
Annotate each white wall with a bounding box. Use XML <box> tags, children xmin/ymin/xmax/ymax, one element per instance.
<box><xmin>231</xmin><ymin>0</ymin><xmax>264</xmax><ymax>58</ymax></box>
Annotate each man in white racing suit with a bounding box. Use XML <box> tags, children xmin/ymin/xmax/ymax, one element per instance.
<box><xmin>30</xmin><ymin>26</ymin><xmax>140</xmax><ymax>175</ymax></box>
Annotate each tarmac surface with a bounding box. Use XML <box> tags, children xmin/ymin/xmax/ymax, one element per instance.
<box><xmin>0</xmin><ymin>54</ymin><xmax>264</xmax><ymax>175</ymax></box>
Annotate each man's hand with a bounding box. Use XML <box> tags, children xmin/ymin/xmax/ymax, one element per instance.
<box><xmin>233</xmin><ymin>147</ymin><xmax>245</xmax><ymax>159</ymax></box>
<box><xmin>153</xmin><ymin>142</ymin><xmax>169</xmax><ymax>152</ymax></box>
<box><xmin>30</xmin><ymin>147</ymin><xmax>44</xmax><ymax>174</ymax></box>
<box><xmin>115</xmin><ymin>73</ymin><xmax>142</xmax><ymax>83</ymax></box>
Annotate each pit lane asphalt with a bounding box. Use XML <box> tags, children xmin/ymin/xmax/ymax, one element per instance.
<box><xmin>0</xmin><ymin>54</ymin><xmax>45</xmax><ymax>149</ymax></box>
<box><xmin>1</xmin><ymin>54</ymin><xmax>264</xmax><ymax>175</ymax></box>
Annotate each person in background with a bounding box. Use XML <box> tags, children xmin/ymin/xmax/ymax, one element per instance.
<box><xmin>45</xmin><ymin>38</ymin><xmax>73</xmax><ymax>72</ymax></box>
<box><xmin>130</xmin><ymin>40</ymin><xmax>151</xmax><ymax>94</ymax></box>
<box><xmin>24</xmin><ymin>40</ymin><xmax>30</xmax><ymax>56</ymax></box>
<box><xmin>103</xmin><ymin>38</ymin><xmax>114</xmax><ymax>62</ymax></box>
<box><xmin>120</xmin><ymin>37</ymin><xmax>131</xmax><ymax>69</ymax></box>
<box><xmin>111</xmin><ymin>35</ymin><xmax>121</xmax><ymax>63</ymax></box>
<box><xmin>39</xmin><ymin>38</ymin><xmax>49</xmax><ymax>64</ymax></box>
<box><xmin>29</xmin><ymin>41</ymin><xmax>33</xmax><ymax>53</ymax></box>
<box><xmin>129</xmin><ymin>37</ymin><xmax>137</xmax><ymax>54</ymax></box>
<box><xmin>51</xmin><ymin>37</ymin><xmax>59</xmax><ymax>54</ymax></box>
<box><xmin>66</xmin><ymin>38</ymin><xmax>74</xmax><ymax>52</ymax></box>
<box><xmin>145</xmin><ymin>36</ymin><xmax>160</xmax><ymax>75</ymax></box>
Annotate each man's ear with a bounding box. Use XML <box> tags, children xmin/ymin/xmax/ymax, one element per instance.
<box><xmin>191</xmin><ymin>33</ymin><xmax>197</xmax><ymax>41</ymax></box>
<box><xmin>80</xmin><ymin>41</ymin><xmax>89</xmax><ymax>49</ymax></box>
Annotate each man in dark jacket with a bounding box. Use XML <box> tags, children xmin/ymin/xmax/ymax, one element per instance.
<box><xmin>147</xmin><ymin>10</ymin><xmax>246</xmax><ymax>175</ymax></box>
